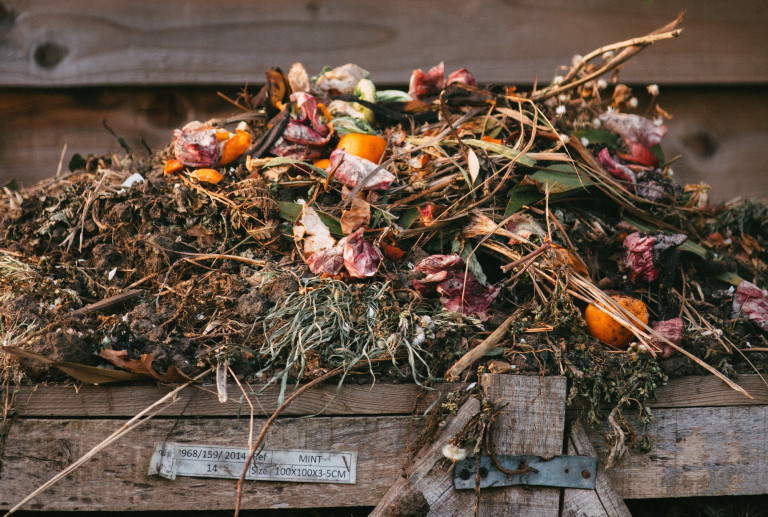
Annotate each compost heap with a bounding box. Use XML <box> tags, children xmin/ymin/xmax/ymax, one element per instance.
<box><xmin>2</xmin><ymin>53</ymin><xmax>768</xmax><ymax>433</ymax></box>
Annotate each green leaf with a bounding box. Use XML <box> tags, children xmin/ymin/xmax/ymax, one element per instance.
<box><xmin>504</xmin><ymin>185</ymin><xmax>542</xmax><ymax>216</ymax></box>
<box><xmin>650</xmin><ymin>143</ymin><xmax>665</xmax><ymax>166</ymax></box>
<box><xmin>399</xmin><ymin>207</ymin><xmax>421</xmax><ymax>229</ymax></box>
<box><xmin>462</xmin><ymin>139</ymin><xmax>536</xmax><ymax>167</ymax></box>
<box><xmin>716</xmin><ymin>271</ymin><xmax>743</xmax><ymax>286</ymax></box>
<box><xmin>571</xmin><ymin>128</ymin><xmax>620</xmax><ymax>148</ymax></box>
<box><xmin>525</xmin><ymin>163</ymin><xmax>594</xmax><ymax>194</ymax></box>
<box><xmin>261</xmin><ymin>157</ymin><xmax>328</xmax><ymax>178</ymax></box>
<box><xmin>277</xmin><ymin>201</ymin><xmax>343</xmax><ymax>236</ymax></box>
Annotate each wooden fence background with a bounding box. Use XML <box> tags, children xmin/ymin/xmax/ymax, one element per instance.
<box><xmin>1</xmin><ymin>0</ymin><xmax>766</xmax><ymax>202</ymax></box>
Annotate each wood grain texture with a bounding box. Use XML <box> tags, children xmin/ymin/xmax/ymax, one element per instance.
<box><xmin>563</xmin><ymin>421</ymin><xmax>631</xmax><ymax>517</ymax></box>
<box><xmin>14</xmin><ymin>381</ymin><xmax>439</xmax><ymax>417</ymax></box>
<box><xmin>648</xmin><ymin>374</ymin><xmax>768</xmax><ymax>408</ymax></box>
<box><xmin>0</xmin><ymin>415</ymin><xmax>414</xmax><ymax>511</ymax></box>
<box><xmin>2</xmin><ymin>86</ymin><xmax>766</xmax><ymax>204</ymax></box>
<box><xmin>586</xmin><ymin>406</ymin><xmax>768</xmax><ymax>499</ymax></box>
<box><xmin>369</xmin><ymin>397</ymin><xmax>481</xmax><ymax>517</ymax></box>
<box><xmin>478</xmin><ymin>374</ymin><xmax>567</xmax><ymax>517</ymax></box>
<box><xmin>1</xmin><ymin>1</ymin><xmax>765</xmax><ymax>87</ymax></box>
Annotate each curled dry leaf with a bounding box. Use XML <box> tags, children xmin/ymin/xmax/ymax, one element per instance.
<box><xmin>100</xmin><ymin>349</ymin><xmax>194</xmax><ymax>383</ymax></box>
<box><xmin>340</xmin><ymin>193</ymin><xmax>371</xmax><ymax>234</ymax></box>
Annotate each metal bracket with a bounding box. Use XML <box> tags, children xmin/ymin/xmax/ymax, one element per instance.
<box><xmin>453</xmin><ymin>454</ymin><xmax>597</xmax><ymax>490</ymax></box>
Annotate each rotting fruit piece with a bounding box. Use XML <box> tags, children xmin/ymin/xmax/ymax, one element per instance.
<box><xmin>218</xmin><ymin>130</ymin><xmax>252</xmax><ymax>166</ymax></box>
<box><xmin>191</xmin><ymin>168</ymin><xmax>224</xmax><ymax>184</ymax></box>
<box><xmin>336</xmin><ymin>133</ymin><xmax>387</xmax><ymax>164</ymax></box>
<box><xmin>584</xmin><ymin>294</ymin><xmax>649</xmax><ymax>349</ymax></box>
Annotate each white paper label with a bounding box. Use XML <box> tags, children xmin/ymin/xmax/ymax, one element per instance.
<box><xmin>148</xmin><ymin>442</ymin><xmax>356</xmax><ymax>484</ymax></box>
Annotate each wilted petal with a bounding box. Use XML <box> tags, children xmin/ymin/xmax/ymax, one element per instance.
<box><xmin>280</xmin><ymin>119</ymin><xmax>332</xmax><ymax>146</ymax></box>
<box><xmin>315</xmin><ymin>63</ymin><xmax>369</xmax><ymax>95</ymax></box>
<box><xmin>599</xmin><ymin>112</ymin><xmax>667</xmax><ymax>148</ymax></box>
<box><xmin>414</xmin><ymin>254</ymin><xmax>465</xmax><ymax>275</ymax></box>
<box><xmin>328</xmin><ymin>149</ymin><xmax>396</xmax><ymax>190</ymax></box>
<box><xmin>291</xmin><ymin>92</ymin><xmax>330</xmax><ymax>137</ymax></box>
<box><xmin>341</xmin><ymin>228</ymin><xmax>382</xmax><ymax>278</ymax></box>
<box><xmin>270</xmin><ymin>138</ymin><xmax>325</xmax><ymax>160</ymax></box>
<box><xmin>650</xmin><ymin>317</ymin><xmax>683</xmax><ymax>358</ymax></box>
<box><xmin>623</xmin><ymin>232</ymin><xmax>658</xmax><ymax>283</ymax></box>
<box><xmin>733</xmin><ymin>280</ymin><xmax>768</xmax><ymax>331</ymax></box>
<box><xmin>597</xmin><ymin>148</ymin><xmax>636</xmax><ymax>184</ymax></box>
<box><xmin>447</xmin><ymin>68</ymin><xmax>476</xmax><ymax>87</ymax></box>
<box><xmin>173</xmin><ymin>121</ymin><xmax>220</xmax><ymax>167</ymax></box>
<box><xmin>307</xmin><ymin>246</ymin><xmax>345</xmax><ymax>275</ymax></box>
<box><xmin>437</xmin><ymin>272</ymin><xmax>500</xmax><ymax>317</ymax></box>
<box><xmin>617</xmin><ymin>141</ymin><xmax>658</xmax><ymax>167</ymax></box>
<box><xmin>412</xmin><ymin>254</ymin><xmax>499</xmax><ymax>316</ymax></box>
<box><xmin>409</xmin><ymin>62</ymin><xmax>445</xmax><ymax>99</ymax></box>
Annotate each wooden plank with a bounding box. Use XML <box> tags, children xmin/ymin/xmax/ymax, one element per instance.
<box><xmin>14</xmin><ymin>381</ymin><xmax>438</xmax><ymax>417</ymax></box>
<box><xmin>370</xmin><ymin>396</ymin><xmax>481</xmax><ymax>517</ymax></box>
<box><xmin>648</xmin><ymin>374</ymin><xmax>768</xmax><ymax>408</ymax></box>
<box><xmin>586</xmin><ymin>406</ymin><xmax>768</xmax><ymax>499</ymax></box>
<box><xmin>0</xmin><ymin>415</ymin><xmax>413</xmax><ymax>511</ymax></box>
<box><xmin>1</xmin><ymin>1</ymin><xmax>766</xmax><ymax>87</ymax></box>
<box><xmin>478</xmin><ymin>374</ymin><xmax>567</xmax><ymax>517</ymax></box>
<box><xmin>2</xmin><ymin>87</ymin><xmax>767</xmax><ymax>205</ymax></box>
<box><xmin>563</xmin><ymin>421</ymin><xmax>631</xmax><ymax>517</ymax></box>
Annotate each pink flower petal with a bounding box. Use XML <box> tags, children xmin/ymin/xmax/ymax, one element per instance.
<box><xmin>341</xmin><ymin>228</ymin><xmax>382</xmax><ymax>278</ymax></box>
<box><xmin>650</xmin><ymin>318</ymin><xmax>683</xmax><ymax>358</ymax></box>
<box><xmin>622</xmin><ymin>232</ymin><xmax>658</xmax><ymax>283</ymax></box>
<box><xmin>733</xmin><ymin>280</ymin><xmax>768</xmax><ymax>332</ymax></box>
<box><xmin>306</xmin><ymin>246</ymin><xmax>345</xmax><ymax>275</ymax></box>
<box><xmin>412</xmin><ymin>254</ymin><xmax>499</xmax><ymax>317</ymax></box>
<box><xmin>598</xmin><ymin>148</ymin><xmax>636</xmax><ymax>184</ymax></box>
<box><xmin>173</xmin><ymin>121</ymin><xmax>221</xmax><ymax>168</ymax></box>
<box><xmin>447</xmin><ymin>68</ymin><xmax>476</xmax><ymax>87</ymax></box>
<box><xmin>599</xmin><ymin>113</ymin><xmax>667</xmax><ymax>148</ymax></box>
<box><xmin>408</xmin><ymin>62</ymin><xmax>445</xmax><ymax>99</ymax></box>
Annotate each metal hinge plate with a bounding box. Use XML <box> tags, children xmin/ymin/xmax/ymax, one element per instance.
<box><xmin>454</xmin><ymin>454</ymin><xmax>597</xmax><ymax>490</ymax></box>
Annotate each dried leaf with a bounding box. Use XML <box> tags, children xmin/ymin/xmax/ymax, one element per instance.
<box><xmin>216</xmin><ymin>362</ymin><xmax>228</xmax><ymax>403</ymax></box>
<box><xmin>340</xmin><ymin>194</ymin><xmax>371</xmax><ymax>234</ymax></box>
<box><xmin>467</xmin><ymin>148</ymin><xmax>480</xmax><ymax>184</ymax></box>
<box><xmin>100</xmin><ymin>349</ymin><xmax>194</xmax><ymax>383</ymax></box>
<box><xmin>1</xmin><ymin>346</ymin><xmax>143</xmax><ymax>384</ymax></box>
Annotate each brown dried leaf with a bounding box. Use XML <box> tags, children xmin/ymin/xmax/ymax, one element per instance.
<box><xmin>1</xmin><ymin>346</ymin><xmax>143</xmax><ymax>384</ymax></box>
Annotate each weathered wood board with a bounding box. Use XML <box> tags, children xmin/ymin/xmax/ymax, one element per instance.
<box><xmin>588</xmin><ymin>405</ymin><xmax>768</xmax><ymax>500</ymax></box>
<box><xmin>13</xmin><ymin>381</ymin><xmax>438</xmax><ymax>418</ymax></box>
<box><xmin>563</xmin><ymin>421</ymin><xmax>632</xmax><ymax>517</ymax></box>
<box><xmin>478</xmin><ymin>374</ymin><xmax>567</xmax><ymax>516</ymax></box>
<box><xmin>0</xmin><ymin>415</ymin><xmax>412</xmax><ymax>511</ymax></box>
<box><xmin>2</xmin><ymin>1</ymin><xmax>765</xmax><ymax>87</ymax></box>
<box><xmin>2</xmin><ymin>375</ymin><xmax>768</xmax><ymax>511</ymax></box>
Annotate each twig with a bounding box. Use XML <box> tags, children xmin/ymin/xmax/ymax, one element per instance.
<box><xmin>532</xmin><ymin>12</ymin><xmax>685</xmax><ymax>102</ymax></box>
<box><xmin>443</xmin><ymin>303</ymin><xmax>533</xmax><ymax>382</ymax></box>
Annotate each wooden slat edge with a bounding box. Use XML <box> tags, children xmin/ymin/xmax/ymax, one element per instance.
<box><xmin>12</xmin><ymin>382</ymin><xmax>445</xmax><ymax>417</ymax></box>
<box><xmin>648</xmin><ymin>374</ymin><xmax>768</xmax><ymax>408</ymax></box>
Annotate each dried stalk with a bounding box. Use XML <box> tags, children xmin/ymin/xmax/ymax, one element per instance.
<box><xmin>532</xmin><ymin>12</ymin><xmax>685</xmax><ymax>102</ymax></box>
